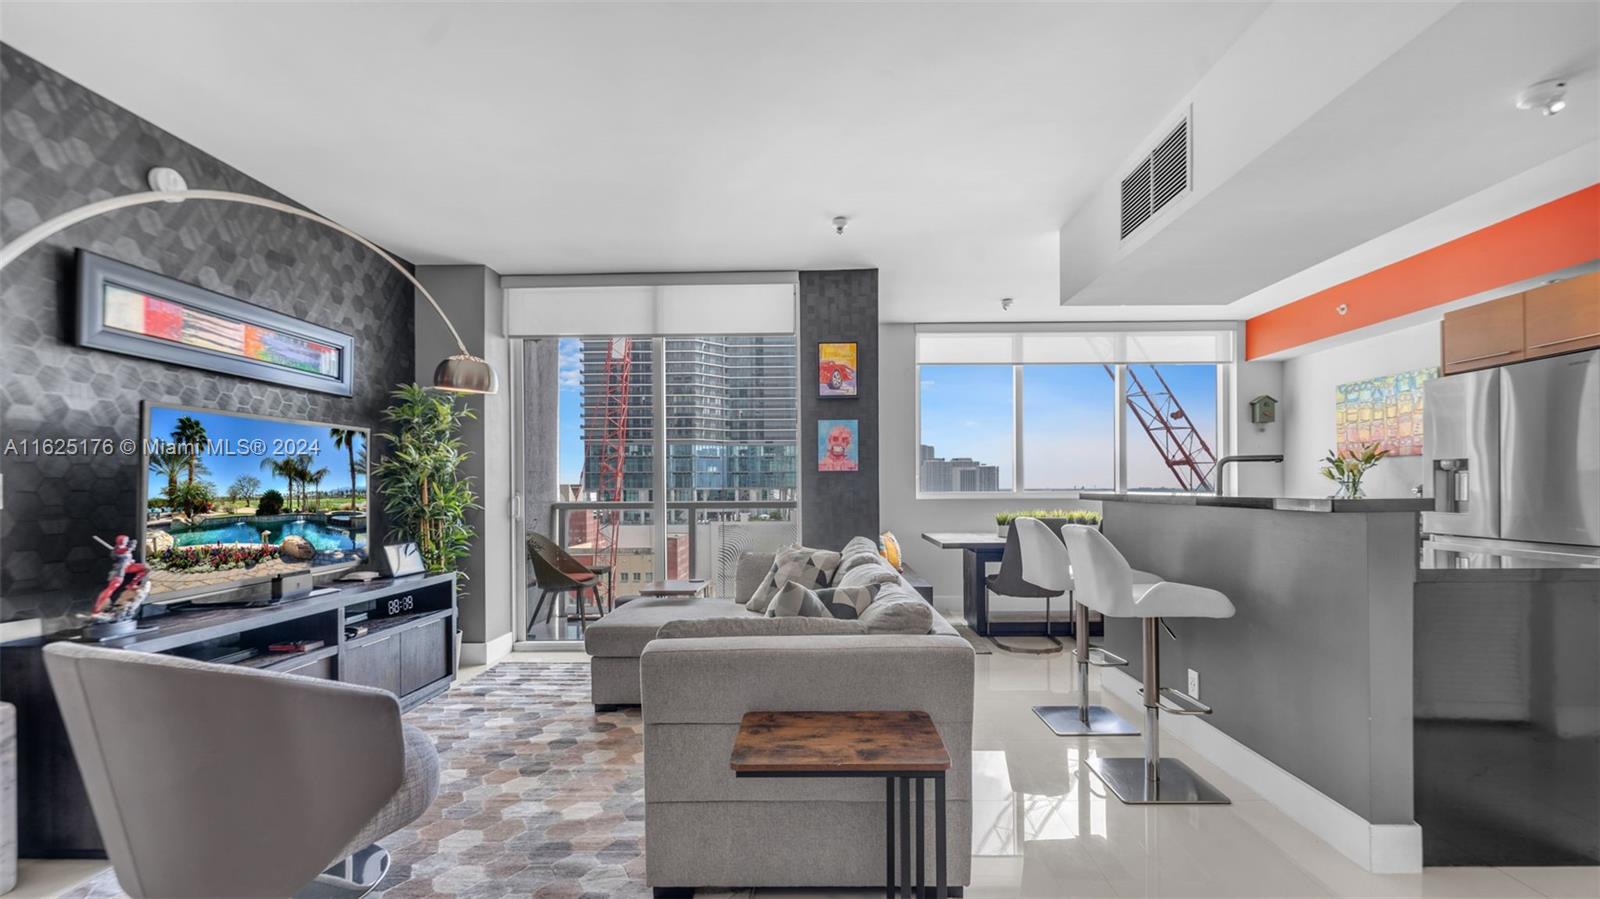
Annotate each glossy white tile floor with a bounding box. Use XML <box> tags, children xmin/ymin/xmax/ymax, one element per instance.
<box><xmin>21</xmin><ymin>648</ymin><xmax>1598</xmax><ymax>899</ymax></box>
<box><xmin>715</xmin><ymin>645</ymin><xmax>1599</xmax><ymax>899</ymax></box>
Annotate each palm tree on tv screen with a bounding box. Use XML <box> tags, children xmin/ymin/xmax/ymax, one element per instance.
<box><xmin>294</xmin><ymin>454</ymin><xmax>316</xmax><ymax>511</ymax></box>
<box><xmin>260</xmin><ymin>456</ymin><xmax>299</xmax><ymax>512</ymax></box>
<box><xmin>307</xmin><ymin>465</ymin><xmax>330</xmax><ymax>511</ymax></box>
<box><xmin>330</xmin><ymin>428</ymin><xmax>362</xmax><ymax>510</ymax></box>
<box><xmin>171</xmin><ymin>416</ymin><xmax>208</xmax><ymax>517</ymax></box>
<box><xmin>148</xmin><ymin>448</ymin><xmax>184</xmax><ymax>513</ymax></box>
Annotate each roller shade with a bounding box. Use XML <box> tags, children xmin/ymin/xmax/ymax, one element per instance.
<box><xmin>506</xmin><ymin>280</ymin><xmax>797</xmax><ymax>337</ymax></box>
<box><xmin>916</xmin><ymin>327</ymin><xmax>1235</xmax><ymax>365</ymax></box>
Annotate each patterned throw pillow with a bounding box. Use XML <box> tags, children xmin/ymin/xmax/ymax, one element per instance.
<box><xmin>832</xmin><ymin>560</ymin><xmax>902</xmax><ymax>591</ymax></box>
<box><xmin>840</xmin><ymin>535</ymin><xmax>880</xmax><ymax>557</ymax></box>
<box><xmin>879</xmin><ymin>531</ymin><xmax>904</xmax><ymax>570</ymax></box>
<box><xmin>747</xmin><ymin>545</ymin><xmax>842</xmax><ymax>613</ymax></box>
<box><xmin>833</xmin><ymin>549</ymin><xmax>886</xmax><ymax>581</ymax></box>
<box><xmin>816</xmin><ymin>583</ymin><xmax>885</xmax><ymax>620</ymax></box>
<box><xmin>765</xmin><ymin>580</ymin><xmax>833</xmax><ymax>618</ymax></box>
<box><xmin>857</xmin><ymin>588</ymin><xmax>935</xmax><ymax>634</ymax></box>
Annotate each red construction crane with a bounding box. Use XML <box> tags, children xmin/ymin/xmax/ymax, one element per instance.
<box><xmin>593</xmin><ymin>337</ymin><xmax>634</xmax><ymax>598</ymax></box>
<box><xmin>1105</xmin><ymin>365</ymin><xmax>1218</xmax><ymax>492</ymax></box>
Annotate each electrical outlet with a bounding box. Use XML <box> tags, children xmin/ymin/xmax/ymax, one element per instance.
<box><xmin>1187</xmin><ymin>668</ymin><xmax>1200</xmax><ymax>699</ymax></box>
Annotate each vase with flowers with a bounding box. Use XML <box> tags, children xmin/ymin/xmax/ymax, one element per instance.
<box><xmin>1319</xmin><ymin>441</ymin><xmax>1390</xmax><ymax>499</ymax></box>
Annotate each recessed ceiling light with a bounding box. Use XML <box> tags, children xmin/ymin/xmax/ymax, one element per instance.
<box><xmin>1516</xmin><ymin>79</ymin><xmax>1569</xmax><ymax>116</ymax></box>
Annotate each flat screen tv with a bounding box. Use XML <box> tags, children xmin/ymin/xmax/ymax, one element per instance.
<box><xmin>139</xmin><ymin>403</ymin><xmax>370</xmax><ymax>602</ymax></box>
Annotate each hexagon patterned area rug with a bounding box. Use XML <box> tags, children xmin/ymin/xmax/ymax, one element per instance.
<box><xmin>64</xmin><ymin>662</ymin><xmax>675</xmax><ymax>899</ymax></box>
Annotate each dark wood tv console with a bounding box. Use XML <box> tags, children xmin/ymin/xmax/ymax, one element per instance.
<box><xmin>0</xmin><ymin>572</ymin><xmax>457</xmax><ymax>858</ymax></box>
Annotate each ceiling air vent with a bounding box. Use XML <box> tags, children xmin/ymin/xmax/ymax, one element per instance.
<box><xmin>1119</xmin><ymin>116</ymin><xmax>1190</xmax><ymax>240</ymax></box>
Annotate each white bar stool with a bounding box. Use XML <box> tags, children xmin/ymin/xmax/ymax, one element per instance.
<box><xmin>1060</xmin><ymin>524</ymin><xmax>1236</xmax><ymax>805</ymax></box>
<box><xmin>1012</xmin><ymin>517</ymin><xmax>1140</xmax><ymax>736</ymax></box>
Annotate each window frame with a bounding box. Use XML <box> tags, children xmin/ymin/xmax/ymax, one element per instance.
<box><xmin>913</xmin><ymin>327</ymin><xmax>1235</xmax><ymax>500</ymax></box>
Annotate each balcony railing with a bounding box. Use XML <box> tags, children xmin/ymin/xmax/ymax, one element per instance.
<box><xmin>544</xmin><ymin>499</ymin><xmax>799</xmax><ymax>601</ymax></box>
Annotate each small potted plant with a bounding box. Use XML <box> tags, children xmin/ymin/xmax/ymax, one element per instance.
<box><xmin>1320</xmin><ymin>441</ymin><xmax>1389</xmax><ymax>499</ymax></box>
<box><xmin>995</xmin><ymin>511</ymin><xmax>1016</xmax><ymax>537</ymax></box>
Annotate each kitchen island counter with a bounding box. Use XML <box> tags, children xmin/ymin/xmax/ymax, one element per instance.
<box><xmin>1092</xmin><ymin>494</ymin><xmax>1421</xmax><ymax>872</ymax></box>
<box><xmin>1079</xmin><ymin>491</ymin><xmax>1435</xmax><ymax>514</ymax></box>
<box><xmin>1093</xmin><ymin>493</ymin><xmax>1599</xmax><ymax>870</ymax></box>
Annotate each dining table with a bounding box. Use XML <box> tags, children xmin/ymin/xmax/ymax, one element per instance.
<box><xmin>919</xmin><ymin>531</ymin><xmax>1076</xmax><ymax>638</ymax></box>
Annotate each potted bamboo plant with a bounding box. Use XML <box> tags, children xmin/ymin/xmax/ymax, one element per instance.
<box><xmin>374</xmin><ymin>384</ymin><xmax>479</xmax><ymax>588</ymax></box>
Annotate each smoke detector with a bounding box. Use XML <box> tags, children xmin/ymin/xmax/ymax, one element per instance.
<box><xmin>1516</xmin><ymin>79</ymin><xmax>1568</xmax><ymax>116</ymax></box>
<box><xmin>832</xmin><ymin>216</ymin><xmax>849</xmax><ymax>235</ymax></box>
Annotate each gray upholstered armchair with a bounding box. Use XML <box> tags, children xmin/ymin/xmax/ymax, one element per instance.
<box><xmin>43</xmin><ymin>642</ymin><xmax>440</xmax><ymax>899</ymax></box>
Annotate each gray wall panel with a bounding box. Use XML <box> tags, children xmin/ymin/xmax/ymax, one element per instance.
<box><xmin>799</xmin><ymin>270</ymin><xmax>879</xmax><ymax>547</ymax></box>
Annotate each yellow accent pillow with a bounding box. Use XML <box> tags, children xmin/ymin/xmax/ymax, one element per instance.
<box><xmin>879</xmin><ymin>531</ymin><xmax>904</xmax><ymax>571</ymax></box>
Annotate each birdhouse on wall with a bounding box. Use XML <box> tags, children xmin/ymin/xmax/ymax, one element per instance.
<box><xmin>1249</xmin><ymin>395</ymin><xmax>1278</xmax><ymax>425</ymax></box>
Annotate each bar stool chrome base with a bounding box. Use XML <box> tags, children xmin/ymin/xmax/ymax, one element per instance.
<box><xmin>1089</xmin><ymin>758</ymin><xmax>1230</xmax><ymax>805</ymax></box>
<box><xmin>1032</xmin><ymin>602</ymin><xmax>1139</xmax><ymax>736</ymax></box>
<box><xmin>1033</xmin><ymin>704</ymin><xmax>1139</xmax><ymax>736</ymax></box>
<box><xmin>1086</xmin><ymin>617</ymin><xmax>1232</xmax><ymax>805</ymax></box>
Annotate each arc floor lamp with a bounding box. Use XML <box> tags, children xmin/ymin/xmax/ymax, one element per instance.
<box><xmin>0</xmin><ymin>166</ymin><xmax>498</xmax><ymax>394</ymax></box>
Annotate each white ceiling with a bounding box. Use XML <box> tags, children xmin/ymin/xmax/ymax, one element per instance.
<box><xmin>3</xmin><ymin>2</ymin><xmax>1593</xmax><ymax>331</ymax></box>
<box><xmin>1062</xmin><ymin>0</ymin><xmax>1600</xmax><ymax>308</ymax></box>
<box><xmin>0</xmin><ymin>1</ymin><xmax>1268</xmax><ymax>323</ymax></box>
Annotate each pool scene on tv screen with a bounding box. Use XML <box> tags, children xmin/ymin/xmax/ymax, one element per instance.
<box><xmin>143</xmin><ymin>406</ymin><xmax>369</xmax><ymax>597</ymax></box>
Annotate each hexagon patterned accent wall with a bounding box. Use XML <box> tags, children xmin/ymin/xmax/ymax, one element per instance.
<box><xmin>0</xmin><ymin>45</ymin><xmax>416</xmax><ymax>627</ymax></box>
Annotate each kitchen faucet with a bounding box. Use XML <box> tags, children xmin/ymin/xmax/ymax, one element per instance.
<box><xmin>1211</xmin><ymin>454</ymin><xmax>1284</xmax><ymax>495</ymax></box>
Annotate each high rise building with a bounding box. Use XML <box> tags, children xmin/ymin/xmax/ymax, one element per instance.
<box><xmin>919</xmin><ymin>445</ymin><xmax>1001</xmax><ymax>493</ymax></box>
<box><xmin>578</xmin><ymin>336</ymin><xmax>799</xmax><ymax>504</ymax></box>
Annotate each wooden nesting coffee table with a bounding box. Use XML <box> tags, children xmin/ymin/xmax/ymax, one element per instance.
<box><xmin>730</xmin><ymin>710</ymin><xmax>951</xmax><ymax>898</ymax></box>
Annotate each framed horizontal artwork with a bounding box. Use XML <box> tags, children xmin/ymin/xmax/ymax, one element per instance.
<box><xmin>75</xmin><ymin>250</ymin><xmax>357</xmax><ymax>396</ymax></box>
<box><xmin>818</xmin><ymin>341</ymin><xmax>858</xmax><ymax>397</ymax></box>
<box><xmin>818</xmin><ymin>419</ymin><xmax>859</xmax><ymax>472</ymax></box>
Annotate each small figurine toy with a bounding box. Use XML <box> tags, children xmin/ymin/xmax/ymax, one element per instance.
<box><xmin>83</xmin><ymin>535</ymin><xmax>151</xmax><ymax>636</ymax></box>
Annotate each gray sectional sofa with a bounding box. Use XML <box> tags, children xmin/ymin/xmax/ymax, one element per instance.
<box><xmin>581</xmin><ymin>539</ymin><xmax>975</xmax><ymax>895</ymax></box>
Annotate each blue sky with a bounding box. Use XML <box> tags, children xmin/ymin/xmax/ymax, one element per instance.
<box><xmin>147</xmin><ymin>406</ymin><xmax>366</xmax><ymax>498</ymax></box>
<box><xmin>920</xmin><ymin>364</ymin><xmax>1218</xmax><ymax>491</ymax></box>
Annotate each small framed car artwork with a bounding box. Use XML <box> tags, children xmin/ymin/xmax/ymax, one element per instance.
<box><xmin>818</xmin><ymin>342</ymin><xmax>858</xmax><ymax>397</ymax></box>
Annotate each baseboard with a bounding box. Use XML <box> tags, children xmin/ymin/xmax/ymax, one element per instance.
<box><xmin>1100</xmin><ymin>667</ymin><xmax>1423</xmax><ymax>874</ymax></box>
<box><xmin>511</xmin><ymin>640</ymin><xmax>588</xmax><ymax>653</ymax></box>
<box><xmin>460</xmin><ymin>631</ymin><xmax>515</xmax><ymax>667</ymax></box>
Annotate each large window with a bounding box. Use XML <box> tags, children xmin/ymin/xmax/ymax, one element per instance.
<box><xmin>1022</xmin><ymin>365</ymin><xmax>1115</xmax><ymax>491</ymax></box>
<box><xmin>917</xmin><ymin>365</ymin><xmax>1014</xmax><ymax>492</ymax></box>
<box><xmin>916</xmin><ymin>328</ymin><xmax>1231</xmax><ymax>495</ymax></box>
<box><xmin>1124</xmin><ymin>364</ymin><xmax>1219</xmax><ymax>493</ymax></box>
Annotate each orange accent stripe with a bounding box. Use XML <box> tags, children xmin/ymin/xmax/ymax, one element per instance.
<box><xmin>1245</xmin><ymin>184</ymin><xmax>1600</xmax><ymax>359</ymax></box>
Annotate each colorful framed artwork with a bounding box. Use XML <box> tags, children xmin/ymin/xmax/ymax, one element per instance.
<box><xmin>1335</xmin><ymin>366</ymin><xmax>1438</xmax><ymax>457</ymax></box>
<box><xmin>818</xmin><ymin>419</ymin><xmax>859</xmax><ymax>472</ymax></box>
<box><xmin>76</xmin><ymin>250</ymin><xmax>357</xmax><ymax>396</ymax></box>
<box><xmin>818</xmin><ymin>341</ymin><xmax>858</xmax><ymax>397</ymax></box>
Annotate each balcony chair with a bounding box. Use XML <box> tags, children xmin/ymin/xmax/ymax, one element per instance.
<box><xmin>527</xmin><ymin>531</ymin><xmax>610</xmax><ymax>636</ymax></box>
<box><xmin>42</xmin><ymin>641</ymin><xmax>440</xmax><ymax>899</ymax></box>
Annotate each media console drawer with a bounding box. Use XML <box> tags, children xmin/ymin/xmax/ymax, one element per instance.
<box><xmin>400</xmin><ymin>616</ymin><xmax>450</xmax><ymax>695</ymax></box>
<box><xmin>343</xmin><ymin>632</ymin><xmax>402</xmax><ymax>694</ymax></box>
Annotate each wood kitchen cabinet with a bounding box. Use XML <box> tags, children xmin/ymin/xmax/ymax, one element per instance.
<box><xmin>1442</xmin><ymin>292</ymin><xmax>1525</xmax><ymax>374</ymax></box>
<box><xmin>1524</xmin><ymin>271</ymin><xmax>1600</xmax><ymax>359</ymax></box>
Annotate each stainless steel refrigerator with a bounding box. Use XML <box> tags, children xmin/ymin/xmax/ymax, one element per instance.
<box><xmin>1423</xmin><ymin>349</ymin><xmax>1600</xmax><ymax>567</ymax></box>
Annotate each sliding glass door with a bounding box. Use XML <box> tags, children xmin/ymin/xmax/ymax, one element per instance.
<box><xmin>512</xmin><ymin>332</ymin><xmax>798</xmax><ymax>642</ymax></box>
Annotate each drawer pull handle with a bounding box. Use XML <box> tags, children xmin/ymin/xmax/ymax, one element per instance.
<box><xmin>1530</xmin><ymin>331</ymin><xmax>1600</xmax><ymax>349</ymax></box>
<box><xmin>1451</xmin><ymin>349</ymin><xmax>1515</xmax><ymax>364</ymax></box>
